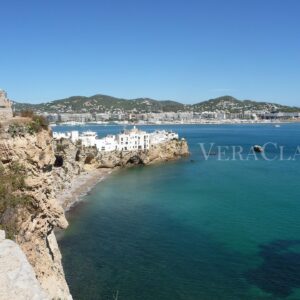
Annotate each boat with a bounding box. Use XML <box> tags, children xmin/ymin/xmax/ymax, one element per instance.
<box><xmin>274</xmin><ymin>124</ymin><xmax>281</xmax><ymax>128</ymax></box>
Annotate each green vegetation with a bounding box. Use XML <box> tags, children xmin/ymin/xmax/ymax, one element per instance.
<box><xmin>56</xmin><ymin>143</ymin><xmax>68</xmax><ymax>152</ymax></box>
<box><xmin>14</xmin><ymin>94</ymin><xmax>186</xmax><ymax>113</ymax></box>
<box><xmin>13</xmin><ymin>94</ymin><xmax>300</xmax><ymax>114</ymax></box>
<box><xmin>8</xmin><ymin>111</ymin><xmax>48</xmax><ymax>137</ymax></box>
<box><xmin>27</xmin><ymin>114</ymin><xmax>48</xmax><ymax>133</ymax></box>
<box><xmin>192</xmin><ymin>96</ymin><xmax>300</xmax><ymax>113</ymax></box>
<box><xmin>0</xmin><ymin>162</ymin><xmax>32</xmax><ymax>239</ymax></box>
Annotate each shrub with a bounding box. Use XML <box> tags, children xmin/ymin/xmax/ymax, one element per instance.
<box><xmin>56</xmin><ymin>143</ymin><xmax>67</xmax><ymax>152</ymax></box>
<box><xmin>27</xmin><ymin>115</ymin><xmax>49</xmax><ymax>133</ymax></box>
<box><xmin>20</xmin><ymin>110</ymin><xmax>34</xmax><ymax>118</ymax></box>
<box><xmin>8</xmin><ymin>114</ymin><xmax>49</xmax><ymax>137</ymax></box>
<box><xmin>0</xmin><ymin>162</ymin><xmax>32</xmax><ymax>239</ymax></box>
<box><xmin>8</xmin><ymin>123</ymin><xmax>27</xmax><ymax>137</ymax></box>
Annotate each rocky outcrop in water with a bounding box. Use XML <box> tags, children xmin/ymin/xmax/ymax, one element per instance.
<box><xmin>54</xmin><ymin>137</ymin><xmax>189</xmax><ymax>169</ymax></box>
<box><xmin>97</xmin><ymin>138</ymin><xmax>189</xmax><ymax>167</ymax></box>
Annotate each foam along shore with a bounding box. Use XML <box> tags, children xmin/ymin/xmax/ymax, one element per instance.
<box><xmin>56</xmin><ymin>168</ymin><xmax>113</xmax><ymax>211</ymax></box>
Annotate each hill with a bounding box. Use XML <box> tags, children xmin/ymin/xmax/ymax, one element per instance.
<box><xmin>14</xmin><ymin>94</ymin><xmax>186</xmax><ymax>113</ymax></box>
<box><xmin>192</xmin><ymin>96</ymin><xmax>300</xmax><ymax>113</ymax></box>
<box><xmin>13</xmin><ymin>94</ymin><xmax>300</xmax><ymax>114</ymax></box>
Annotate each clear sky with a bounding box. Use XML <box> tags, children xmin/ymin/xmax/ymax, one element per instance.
<box><xmin>0</xmin><ymin>0</ymin><xmax>299</xmax><ymax>105</ymax></box>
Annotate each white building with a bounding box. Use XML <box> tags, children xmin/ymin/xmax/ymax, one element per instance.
<box><xmin>53</xmin><ymin>132</ymin><xmax>71</xmax><ymax>139</ymax></box>
<box><xmin>116</xmin><ymin>126</ymin><xmax>149</xmax><ymax>151</ymax></box>
<box><xmin>53</xmin><ymin>130</ymin><xmax>79</xmax><ymax>142</ymax></box>
<box><xmin>149</xmin><ymin>130</ymin><xmax>178</xmax><ymax>145</ymax></box>
<box><xmin>53</xmin><ymin>126</ymin><xmax>179</xmax><ymax>152</ymax></box>
<box><xmin>78</xmin><ymin>131</ymin><xmax>97</xmax><ymax>147</ymax></box>
<box><xmin>95</xmin><ymin>135</ymin><xmax>118</xmax><ymax>152</ymax></box>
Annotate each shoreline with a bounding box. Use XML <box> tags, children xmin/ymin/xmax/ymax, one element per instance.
<box><xmin>50</xmin><ymin>120</ymin><xmax>300</xmax><ymax>127</ymax></box>
<box><xmin>56</xmin><ymin>168</ymin><xmax>114</xmax><ymax>212</ymax></box>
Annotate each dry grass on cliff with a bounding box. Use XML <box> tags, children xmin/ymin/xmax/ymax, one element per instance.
<box><xmin>0</xmin><ymin>162</ymin><xmax>32</xmax><ymax>239</ymax></box>
<box><xmin>20</xmin><ymin>110</ymin><xmax>48</xmax><ymax>130</ymax></box>
<box><xmin>7</xmin><ymin>111</ymin><xmax>49</xmax><ymax>137</ymax></box>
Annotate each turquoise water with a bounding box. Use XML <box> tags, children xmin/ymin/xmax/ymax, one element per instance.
<box><xmin>57</xmin><ymin>124</ymin><xmax>300</xmax><ymax>300</ymax></box>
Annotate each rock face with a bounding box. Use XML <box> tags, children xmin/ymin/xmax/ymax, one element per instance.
<box><xmin>0</xmin><ymin>230</ymin><xmax>49</xmax><ymax>300</ymax></box>
<box><xmin>96</xmin><ymin>139</ymin><xmax>189</xmax><ymax>167</ymax></box>
<box><xmin>54</xmin><ymin>138</ymin><xmax>189</xmax><ymax>169</ymax></box>
<box><xmin>0</xmin><ymin>90</ymin><xmax>13</xmax><ymax>121</ymax></box>
<box><xmin>0</xmin><ymin>129</ymin><xmax>72</xmax><ymax>300</ymax></box>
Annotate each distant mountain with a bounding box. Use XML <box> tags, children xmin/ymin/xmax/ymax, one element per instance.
<box><xmin>13</xmin><ymin>94</ymin><xmax>300</xmax><ymax>114</ymax></box>
<box><xmin>192</xmin><ymin>96</ymin><xmax>300</xmax><ymax>113</ymax></box>
<box><xmin>14</xmin><ymin>94</ymin><xmax>186</xmax><ymax>113</ymax></box>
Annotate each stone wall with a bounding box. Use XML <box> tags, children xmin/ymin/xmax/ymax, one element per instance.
<box><xmin>0</xmin><ymin>90</ymin><xmax>13</xmax><ymax>121</ymax></box>
<box><xmin>0</xmin><ymin>230</ymin><xmax>49</xmax><ymax>300</ymax></box>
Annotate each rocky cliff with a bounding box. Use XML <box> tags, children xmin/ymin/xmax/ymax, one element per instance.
<box><xmin>53</xmin><ymin>137</ymin><xmax>189</xmax><ymax>170</ymax></box>
<box><xmin>0</xmin><ymin>123</ymin><xmax>189</xmax><ymax>299</ymax></box>
<box><xmin>0</xmin><ymin>128</ymin><xmax>72</xmax><ymax>299</ymax></box>
<box><xmin>96</xmin><ymin>138</ymin><xmax>189</xmax><ymax>167</ymax></box>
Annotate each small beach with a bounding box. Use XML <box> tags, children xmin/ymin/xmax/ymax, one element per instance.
<box><xmin>57</xmin><ymin>168</ymin><xmax>114</xmax><ymax>211</ymax></box>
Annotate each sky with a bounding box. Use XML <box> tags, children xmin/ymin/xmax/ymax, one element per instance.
<box><xmin>0</xmin><ymin>0</ymin><xmax>299</xmax><ymax>105</ymax></box>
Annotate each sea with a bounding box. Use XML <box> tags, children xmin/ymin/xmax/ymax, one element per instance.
<box><xmin>55</xmin><ymin>123</ymin><xmax>300</xmax><ymax>300</ymax></box>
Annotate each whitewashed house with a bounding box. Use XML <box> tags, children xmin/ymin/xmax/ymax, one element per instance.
<box><xmin>78</xmin><ymin>131</ymin><xmax>97</xmax><ymax>147</ymax></box>
<box><xmin>53</xmin><ymin>126</ymin><xmax>179</xmax><ymax>152</ymax></box>
<box><xmin>116</xmin><ymin>126</ymin><xmax>149</xmax><ymax>151</ymax></box>
<box><xmin>53</xmin><ymin>130</ymin><xmax>79</xmax><ymax>141</ymax></box>
<box><xmin>95</xmin><ymin>135</ymin><xmax>118</xmax><ymax>152</ymax></box>
<box><xmin>149</xmin><ymin>130</ymin><xmax>178</xmax><ymax>145</ymax></box>
<box><xmin>53</xmin><ymin>132</ymin><xmax>71</xmax><ymax>139</ymax></box>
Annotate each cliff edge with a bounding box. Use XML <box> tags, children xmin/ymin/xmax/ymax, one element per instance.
<box><xmin>0</xmin><ymin>126</ymin><xmax>72</xmax><ymax>300</ymax></box>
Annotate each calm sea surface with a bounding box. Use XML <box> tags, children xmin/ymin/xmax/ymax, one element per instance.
<box><xmin>56</xmin><ymin>124</ymin><xmax>300</xmax><ymax>300</ymax></box>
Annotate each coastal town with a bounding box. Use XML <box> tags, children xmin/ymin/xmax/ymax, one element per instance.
<box><xmin>46</xmin><ymin>110</ymin><xmax>300</xmax><ymax>125</ymax></box>
<box><xmin>7</xmin><ymin>89</ymin><xmax>300</xmax><ymax>125</ymax></box>
<box><xmin>53</xmin><ymin>127</ymin><xmax>180</xmax><ymax>152</ymax></box>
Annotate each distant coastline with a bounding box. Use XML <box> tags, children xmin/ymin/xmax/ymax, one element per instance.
<box><xmin>50</xmin><ymin>119</ymin><xmax>299</xmax><ymax>127</ymax></box>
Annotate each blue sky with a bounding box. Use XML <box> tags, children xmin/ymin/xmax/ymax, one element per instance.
<box><xmin>0</xmin><ymin>0</ymin><xmax>299</xmax><ymax>105</ymax></box>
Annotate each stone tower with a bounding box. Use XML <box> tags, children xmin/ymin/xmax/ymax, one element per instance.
<box><xmin>0</xmin><ymin>90</ymin><xmax>13</xmax><ymax>121</ymax></box>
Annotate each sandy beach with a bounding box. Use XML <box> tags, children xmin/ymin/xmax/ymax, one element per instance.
<box><xmin>57</xmin><ymin>168</ymin><xmax>114</xmax><ymax>211</ymax></box>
